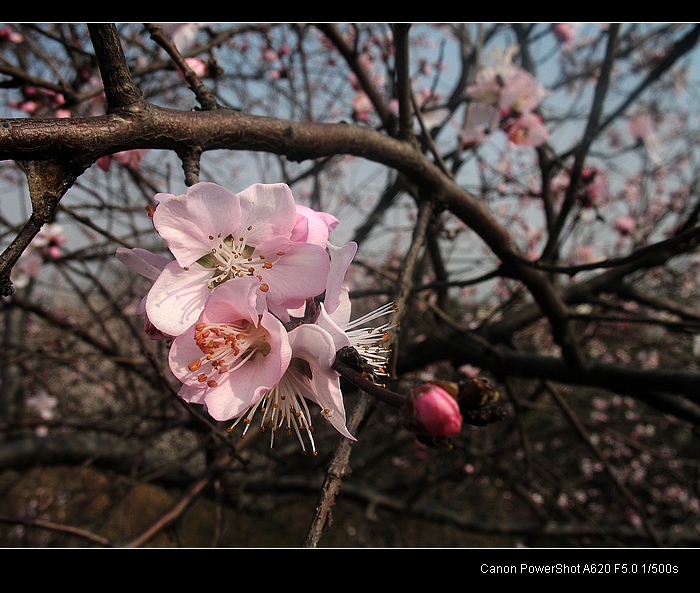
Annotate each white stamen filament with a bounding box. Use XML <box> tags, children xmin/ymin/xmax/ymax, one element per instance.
<box><xmin>344</xmin><ymin>301</ymin><xmax>399</xmax><ymax>380</ymax></box>
<box><xmin>228</xmin><ymin>365</ymin><xmax>322</xmax><ymax>456</ymax></box>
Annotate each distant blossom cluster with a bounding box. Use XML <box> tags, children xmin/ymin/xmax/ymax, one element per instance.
<box><xmin>10</xmin><ymin>223</ymin><xmax>67</xmax><ymax>289</ymax></box>
<box><xmin>461</xmin><ymin>47</ymin><xmax>549</xmax><ymax>149</ymax></box>
<box><xmin>117</xmin><ymin>182</ymin><xmax>397</xmax><ymax>454</ymax></box>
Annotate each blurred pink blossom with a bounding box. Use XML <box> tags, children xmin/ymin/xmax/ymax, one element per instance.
<box><xmin>97</xmin><ymin>149</ymin><xmax>148</xmax><ymax>171</ymax></box>
<box><xmin>352</xmin><ymin>91</ymin><xmax>373</xmax><ymax>123</ymax></box>
<box><xmin>615</xmin><ymin>215</ymin><xmax>636</xmax><ymax>236</ymax></box>
<box><xmin>504</xmin><ymin>112</ymin><xmax>549</xmax><ymax>147</ymax></box>
<box><xmin>629</xmin><ymin>113</ymin><xmax>662</xmax><ymax>164</ymax></box>
<box><xmin>0</xmin><ymin>25</ymin><xmax>23</xmax><ymax>43</ymax></box>
<box><xmin>160</xmin><ymin>23</ymin><xmax>201</xmax><ymax>53</ymax></box>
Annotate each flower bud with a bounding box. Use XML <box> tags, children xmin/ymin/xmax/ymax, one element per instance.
<box><xmin>401</xmin><ymin>383</ymin><xmax>463</xmax><ymax>439</ymax></box>
<box><xmin>457</xmin><ymin>377</ymin><xmax>506</xmax><ymax>427</ymax></box>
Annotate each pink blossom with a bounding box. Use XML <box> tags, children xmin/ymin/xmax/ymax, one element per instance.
<box><xmin>160</xmin><ymin>23</ymin><xmax>201</xmax><ymax>53</ymax></box>
<box><xmin>504</xmin><ymin>112</ymin><xmax>549</xmax><ymax>147</ymax></box>
<box><xmin>0</xmin><ymin>25</ymin><xmax>23</xmax><ymax>44</ymax></box>
<box><xmin>169</xmin><ymin>278</ymin><xmax>292</xmax><ymax>421</ymax></box>
<box><xmin>459</xmin><ymin>364</ymin><xmax>480</xmax><ymax>379</ymax></box>
<box><xmin>628</xmin><ymin>113</ymin><xmax>662</xmax><ymax>164</ymax></box>
<box><xmin>498</xmin><ymin>69</ymin><xmax>547</xmax><ymax>113</ymax></box>
<box><xmin>10</xmin><ymin>249</ymin><xmax>43</xmax><ymax>289</ymax></box>
<box><xmin>230</xmin><ymin>322</ymin><xmax>355</xmax><ymax>453</ymax></box>
<box><xmin>550</xmin><ymin>23</ymin><xmax>580</xmax><ymax>49</ymax></box>
<box><xmin>629</xmin><ymin>113</ymin><xmax>656</xmax><ymax>139</ymax></box>
<box><xmin>466</xmin><ymin>78</ymin><xmax>502</xmax><ymax>108</ymax></box>
<box><xmin>468</xmin><ymin>64</ymin><xmax>546</xmax><ymax>114</ymax></box>
<box><xmin>10</xmin><ymin>222</ymin><xmax>69</xmax><ymax>288</ymax></box>
<box><xmin>352</xmin><ymin>91</ymin><xmax>373</xmax><ymax>123</ymax></box>
<box><xmin>146</xmin><ymin>182</ymin><xmax>331</xmax><ymax>336</ymax></box>
<box><xmin>401</xmin><ymin>383</ymin><xmax>463</xmax><ymax>438</ymax></box>
<box><xmin>98</xmin><ymin>149</ymin><xmax>147</xmax><ymax>171</ymax></box>
<box><xmin>184</xmin><ymin>57</ymin><xmax>208</xmax><ymax>78</ymax></box>
<box><xmin>292</xmin><ymin>204</ymin><xmax>339</xmax><ymax>248</ymax></box>
<box><xmin>581</xmin><ymin>166</ymin><xmax>611</xmax><ymax>207</ymax></box>
<box><xmin>10</xmin><ymin>86</ymin><xmax>67</xmax><ymax>117</ymax></box>
<box><xmin>459</xmin><ymin>102</ymin><xmax>500</xmax><ymax>148</ymax></box>
<box><xmin>116</xmin><ymin>247</ymin><xmax>173</xmax><ymax>340</ymax></box>
<box><xmin>615</xmin><ymin>215</ymin><xmax>636</xmax><ymax>236</ymax></box>
<box><xmin>32</xmin><ymin>223</ymin><xmax>67</xmax><ymax>260</ymax></box>
<box><xmin>317</xmin><ymin>284</ymin><xmax>397</xmax><ymax>383</ymax></box>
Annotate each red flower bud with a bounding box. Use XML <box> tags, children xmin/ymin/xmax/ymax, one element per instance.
<box><xmin>401</xmin><ymin>383</ymin><xmax>463</xmax><ymax>439</ymax></box>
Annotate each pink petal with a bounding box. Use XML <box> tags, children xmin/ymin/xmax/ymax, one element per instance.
<box><xmin>288</xmin><ymin>324</ymin><xmax>355</xmax><ymax>440</ymax></box>
<box><xmin>152</xmin><ymin>182</ymin><xmax>242</xmax><ymax>267</ymax></box>
<box><xmin>116</xmin><ymin>247</ymin><xmax>170</xmax><ymax>281</ymax></box>
<box><xmin>236</xmin><ymin>183</ymin><xmax>298</xmax><ymax>245</ymax></box>
<box><xmin>253</xmin><ymin>238</ymin><xmax>330</xmax><ymax>306</ymax></box>
<box><xmin>145</xmin><ymin>261</ymin><xmax>212</xmax><ymax>337</ymax></box>
<box><xmin>324</xmin><ymin>241</ymin><xmax>357</xmax><ymax>314</ymax></box>
<box><xmin>294</xmin><ymin>204</ymin><xmax>340</xmax><ymax>247</ymax></box>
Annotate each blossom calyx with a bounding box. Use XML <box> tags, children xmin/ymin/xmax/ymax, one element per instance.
<box><xmin>457</xmin><ymin>378</ymin><xmax>506</xmax><ymax>427</ymax></box>
<box><xmin>401</xmin><ymin>382</ymin><xmax>463</xmax><ymax>441</ymax></box>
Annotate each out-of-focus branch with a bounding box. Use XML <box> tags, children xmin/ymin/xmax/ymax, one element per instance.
<box><xmin>391</xmin><ymin>24</ymin><xmax>413</xmax><ymax>141</ymax></box>
<box><xmin>541</xmin><ymin>24</ymin><xmax>620</xmax><ymax>262</ymax></box>
<box><xmin>399</xmin><ymin>331</ymin><xmax>700</xmax><ymax>424</ymax></box>
<box><xmin>87</xmin><ymin>24</ymin><xmax>145</xmax><ymax>113</ymax></box>
<box><xmin>144</xmin><ymin>23</ymin><xmax>219</xmax><ymax>112</ymax></box>
<box><xmin>0</xmin><ymin>159</ymin><xmax>84</xmax><ymax>296</ymax></box>
<box><xmin>316</xmin><ymin>23</ymin><xmax>396</xmax><ymax>135</ymax></box>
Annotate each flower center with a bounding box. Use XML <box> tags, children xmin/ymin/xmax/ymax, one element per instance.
<box><xmin>195</xmin><ymin>230</ymin><xmax>285</xmax><ymax>293</ymax></box>
<box><xmin>228</xmin><ymin>359</ymin><xmax>334</xmax><ymax>456</ymax></box>
<box><xmin>187</xmin><ymin>318</ymin><xmax>271</xmax><ymax>388</ymax></box>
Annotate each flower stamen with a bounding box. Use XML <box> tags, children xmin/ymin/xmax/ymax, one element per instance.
<box><xmin>187</xmin><ymin>319</ymin><xmax>271</xmax><ymax>388</ymax></box>
<box><xmin>228</xmin><ymin>363</ymin><xmax>322</xmax><ymax>455</ymax></box>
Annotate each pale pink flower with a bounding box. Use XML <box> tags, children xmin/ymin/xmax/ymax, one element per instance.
<box><xmin>468</xmin><ymin>64</ymin><xmax>546</xmax><ymax>114</ymax></box>
<box><xmin>10</xmin><ymin>86</ymin><xmax>67</xmax><ymax>117</ymax></box>
<box><xmin>26</xmin><ymin>391</ymin><xmax>58</xmax><ymax>421</ymax></box>
<box><xmin>498</xmin><ymin>69</ymin><xmax>547</xmax><ymax>113</ymax></box>
<box><xmin>581</xmin><ymin>166</ymin><xmax>611</xmax><ymax>207</ymax></box>
<box><xmin>160</xmin><ymin>23</ymin><xmax>201</xmax><ymax>53</ymax></box>
<box><xmin>550</xmin><ymin>23</ymin><xmax>580</xmax><ymax>50</ymax></box>
<box><xmin>504</xmin><ymin>112</ymin><xmax>549</xmax><ymax>147</ymax></box>
<box><xmin>628</xmin><ymin>113</ymin><xmax>662</xmax><ymax>164</ymax></box>
<box><xmin>229</xmin><ymin>322</ymin><xmax>355</xmax><ymax>454</ymax></box>
<box><xmin>628</xmin><ymin>113</ymin><xmax>655</xmax><ymax>139</ymax></box>
<box><xmin>459</xmin><ymin>364</ymin><xmax>480</xmax><ymax>379</ymax></box>
<box><xmin>322</xmin><ymin>241</ymin><xmax>358</xmax><ymax>316</ymax></box>
<box><xmin>292</xmin><ymin>204</ymin><xmax>339</xmax><ymax>248</ymax></box>
<box><xmin>10</xmin><ymin>249</ymin><xmax>43</xmax><ymax>289</ymax></box>
<box><xmin>10</xmin><ymin>223</ymin><xmax>68</xmax><ymax>288</ymax></box>
<box><xmin>0</xmin><ymin>25</ymin><xmax>23</xmax><ymax>44</ymax></box>
<box><xmin>466</xmin><ymin>78</ymin><xmax>502</xmax><ymax>108</ymax></box>
<box><xmin>98</xmin><ymin>149</ymin><xmax>147</xmax><ymax>171</ymax></box>
<box><xmin>115</xmin><ymin>247</ymin><xmax>173</xmax><ymax>340</ymax></box>
<box><xmin>615</xmin><ymin>215</ymin><xmax>636</xmax><ymax>236</ymax></box>
<box><xmin>146</xmin><ymin>182</ymin><xmax>331</xmax><ymax>336</ymax></box>
<box><xmin>169</xmin><ymin>278</ymin><xmax>292</xmax><ymax>422</ymax></box>
<box><xmin>352</xmin><ymin>91</ymin><xmax>373</xmax><ymax>123</ymax></box>
<box><xmin>459</xmin><ymin>102</ymin><xmax>500</xmax><ymax>148</ymax></box>
<box><xmin>32</xmin><ymin>223</ymin><xmax>67</xmax><ymax>260</ymax></box>
<box><xmin>184</xmin><ymin>57</ymin><xmax>208</xmax><ymax>78</ymax></box>
<box><xmin>571</xmin><ymin>243</ymin><xmax>597</xmax><ymax>264</ymax></box>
